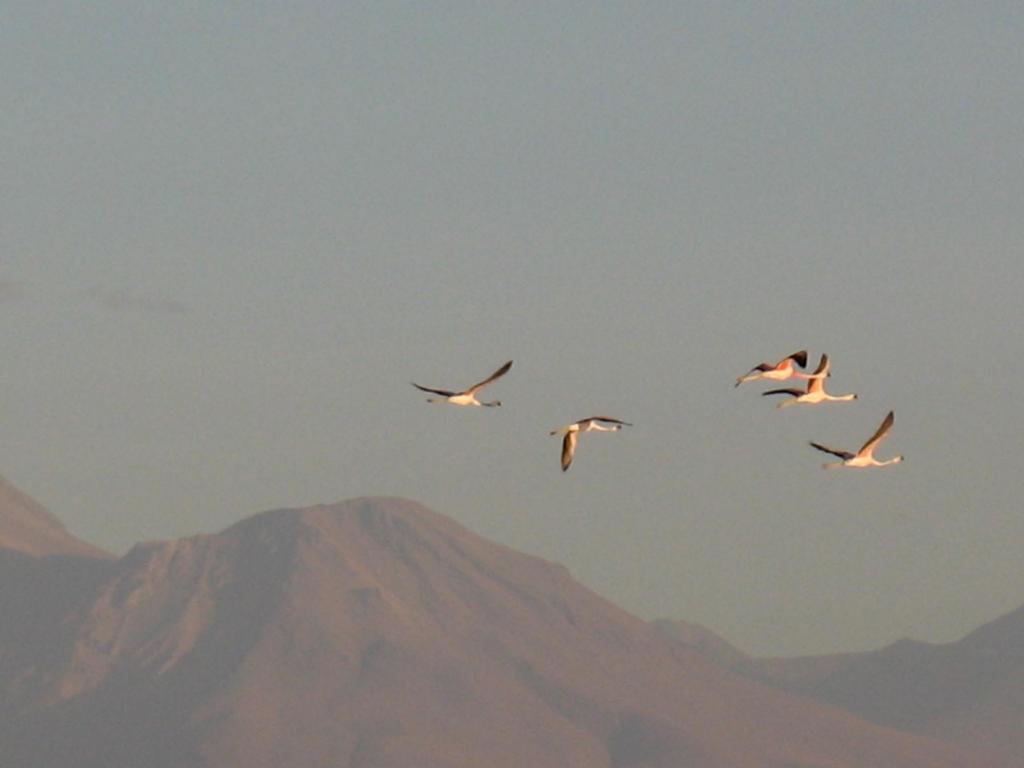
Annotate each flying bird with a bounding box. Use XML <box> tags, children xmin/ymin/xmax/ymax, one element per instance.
<box><xmin>412</xmin><ymin>360</ymin><xmax>513</xmax><ymax>407</ymax></box>
<box><xmin>809</xmin><ymin>411</ymin><xmax>904</xmax><ymax>469</ymax></box>
<box><xmin>761</xmin><ymin>354</ymin><xmax>857</xmax><ymax>408</ymax></box>
<box><xmin>549</xmin><ymin>417</ymin><xmax>632</xmax><ymax>472</ymax></box>
<box><xmin>735</xmin><ymin>349</ymin><xmax>827</xmax><ymax>388</ymax></box>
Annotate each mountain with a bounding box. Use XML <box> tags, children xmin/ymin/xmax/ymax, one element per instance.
<box><xmin>0</xmin><ymin>474</ymin><xmax>110</xmax><ymax>559</ymax></box>
<box><xmin>731</xmin><ymin>606</ymin><xmax>1024</xmax><ymax>760</ymax></box>
<box><xmin>0</xmin><ymin>496</ymin><xmax>1015</xmax><ymax>767</ymax></box>
<box><xmin>0</xmin><ymin>476</ymin><xmax>117</xmax><ymax>736</ymax></box>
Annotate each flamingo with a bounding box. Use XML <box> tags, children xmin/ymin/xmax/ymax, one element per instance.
<box><xmin>412</xmin><ymin>360</ymin><xmax>512</xmax><ymax>407</ymax></box>
<box><xmin>549</xmin><ymin>417</ymin><xmax>632</xmax><ymax>472</ymax></box>
<box><xmin>809</xmin><ymin>411</ymin><xmax>904</xmax><ymax>469</ymax></box>
<box><xmin>761</xmin><ymin>354</ymin><xmax>857</xmax><ymax>408</ymax></box>
<box><xmin>735</xmin><ymin>350</ymin><xmax>827</xmax><ymax>388</ymax></box>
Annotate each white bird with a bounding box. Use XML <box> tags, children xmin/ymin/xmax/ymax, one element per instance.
<box><xmin>809</xmin><ymin>411</ymin><xmax>904</xmax><ymax>469</ymax></box>
<box><xmin>735</xmin><ymin>350</ymin><xmax>827</xmax><ymax>388</ymax></box>
<box><xmin>761</xmin><ymin>354</ymin><xmax>857</xmax><ymax>408</ymax></box>
<box><xmin>549</xmin><ymin>417</ymin><xmax>632</xmax><ymax>472</ymax></box>
<box><xmin>412</xmin><ymin>360</ymin><xmax>512</xmax><ymax>407</ymax></box>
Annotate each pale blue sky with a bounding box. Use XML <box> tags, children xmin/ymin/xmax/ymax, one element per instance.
<box><xmin>3</xmin><ymin>2</ymin><xmax>1023</xmax><ymax>655</ymax></box>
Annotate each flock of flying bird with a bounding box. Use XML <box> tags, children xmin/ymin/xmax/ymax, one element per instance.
<box><xmin>412</xmin><ymin>350</ymin><xmax>903</xmax><ymax>472</ymax></box>
<box><xmin>411</xmin><ymin>360</ymin><xmax>630</xmax><ymax>471</ymax></box>
<box><xmin>735</xmin><ymin>349</ymin><xmax>904</xmax><ymax>469</ymax></box>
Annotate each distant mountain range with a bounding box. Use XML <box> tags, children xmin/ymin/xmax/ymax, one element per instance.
<box><xmin>0</xmin><ymin>476</ymin><xmax>1018</xmax><ymax>767</ymax></box>
<box><xmin>657</xmin><ymin>602</ymin><xmax>1024</xmax><ymax>761</ymax></box>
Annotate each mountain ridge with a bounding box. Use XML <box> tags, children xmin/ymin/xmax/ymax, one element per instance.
<box><xmin>0</xmin><ymin>487</ymin><xmax>1017</xmax><ymax>767</ymax></box>
<box><xmin>740</xmin><ymin>603</ymin><xmax>1024</xmax><ymax>759</ymax></box>
<box><xmin>0</xmin><ymin>475</ymin><xmax>110</xmax><ymax>559</ymax></box>
<box><xmin>655</xmin><ymin>604</ymin><xmax>1024</xmax><ymax>761</ymax></box>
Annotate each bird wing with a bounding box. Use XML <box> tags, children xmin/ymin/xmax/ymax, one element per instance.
<box><xmin>786</xmin><ymin>350</ymin><xmax>809</xmax><ymax>369</ymax></box>
<box><xmin>806</xmin><ymin>354</ymin><xmax>829</xmax><ymax>393</ymax></box>
<box><xmin>411</xmin><ymin>383</ymin><xmax>456</xmax><ymax>397</ymax></box>
<box><xmin>561</xmin><ymin>431</ymin><xmax>578</xmax><ymax>472</ymax></box>
<box><xmin>735</xmin><ymin>362</ymin><xmax>772</xmax><ymax>386</ymax></box>
<box><xmin>857</xmin><ymin>411</ymin><xmax>895</xmax><ymax>456</ymax></box>
<box><xmin>465</xmin><ymin>360</ymin><xmax>513</xmax><ymax>394</ymax></box>
<box><xmin>583</xmin><ymin>417</ymin><xmax>633</xmax><ymax>426</ymax></box>
<box><xmin>809</xmin><ymin>441</ymin><xmax>854</xmax><ymax>460</ymax></box>
<box><xmin>761</xmin><ymin>388</ymin><xmax>802</xmax><ymax>398</ymax></box>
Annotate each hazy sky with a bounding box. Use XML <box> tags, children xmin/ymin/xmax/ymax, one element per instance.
<box><xmin>3</xmin><ymin>3</ymin><xmax>1023</xmax><ymax>656</ymax></box>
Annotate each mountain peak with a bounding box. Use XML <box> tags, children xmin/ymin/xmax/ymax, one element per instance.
<box><xmin>0</xmin><ymin>475</ymin><xmax>109</xmax><ymax>559</ymax></box>
<box><xmin>232</xmin><ymin>496</ymin><xmax>489</xmax><ymax>542</ymax></box>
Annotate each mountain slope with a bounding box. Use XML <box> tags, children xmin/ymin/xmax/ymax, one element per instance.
<box><xmin>650</xmin><ymin>618</ymin><xmax>751</xmax><ymax>669</ymax></box>
<box><xmin>1</xmin><ymin>497</ymin><xmax>1012</xmax><ymax>768</ymax></box>
<box><xmin>737</xmin><ymin>605</ymin><xmax>1024</xmax><ymax>760</ymax></box>
<box><xmin>0</xmin><ymin>477</ymin><xmax>117</xmax><ymax>726</ymax></box>
<box><xmin>0</xmin><ymin>475</ymin><xmax>109</xmax><ymax>559</ymax></box>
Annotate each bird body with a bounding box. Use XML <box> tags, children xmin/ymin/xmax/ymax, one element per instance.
<box><xmin>810</xmin><ymin>411</ymin><xmax>904</xmax><ymax>469</ymax></box>
<box><xmin>549</xmin><ymin>417</ymin><xmax>632</xmax><ymax>471</ymax></box>
<box><xmin>412</xmin><ymin>361</ymin><xmax>512</xmax><ymax>407</ymax></box>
